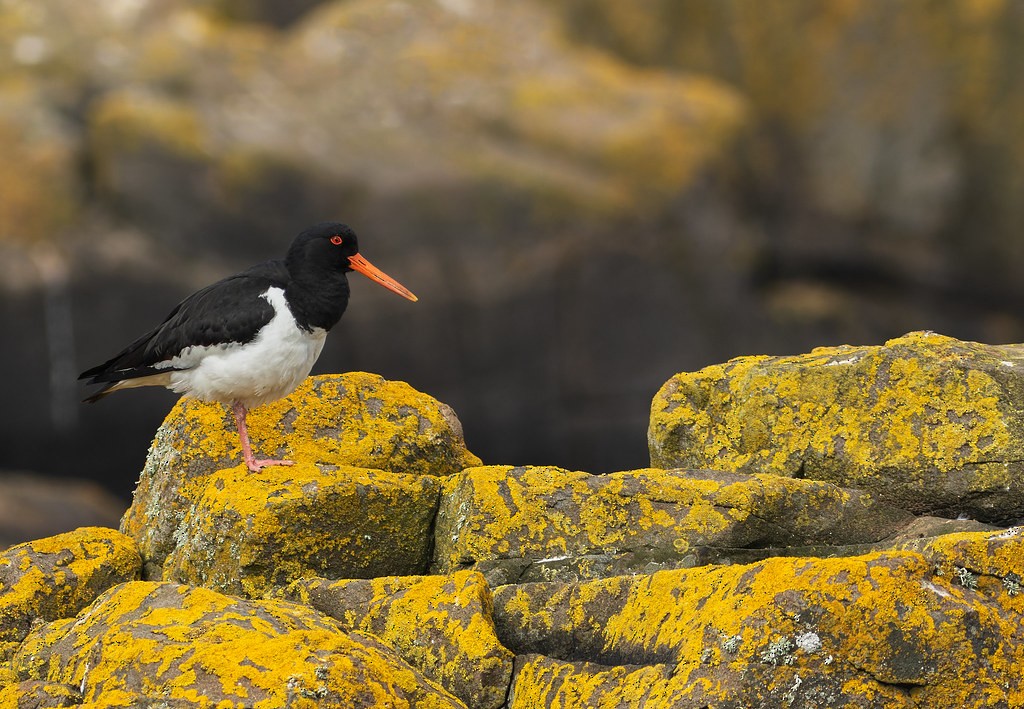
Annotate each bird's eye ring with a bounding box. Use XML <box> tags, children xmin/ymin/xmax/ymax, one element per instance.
<box><xmin>330</xmin><ymin>235</ymin><xmax>344</xmax><ymax>245</ymax></box>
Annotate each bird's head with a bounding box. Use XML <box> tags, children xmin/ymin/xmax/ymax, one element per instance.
<box><xmin>288</xmin><ymin>222</ymin><xmax>418</xmax><ymax>302</ymax></box>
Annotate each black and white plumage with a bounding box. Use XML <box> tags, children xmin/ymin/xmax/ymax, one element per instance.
<box><xmin>80</xmin><ymin>222</ymin><xmax>417</xmax><ymax>472</ymax></box>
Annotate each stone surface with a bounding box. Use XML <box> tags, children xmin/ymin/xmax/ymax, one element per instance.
<box><xmin>163</xmin><ymin>463</ymin><xmax>441</xmax><ymax>598</ymax></box>
<box><xmin>432</xmin><ymin>465</ymin><xmax>914</xmax><ymax>585</ymax></box>
<box><xmin>0</xmin><ymin>528</ymin><xmax>140</xmax><ymax>645</ymax></box>
<box><xmin>508</xmin><ymin>653</ymin><xmax>915</xmax><ymax>708</ymax></box>
<box><xmin>120</xmin><ymin>372</ymin><xmax>479</xmax><ymax>577</ymax></box>
<box><xmin>0</xmin><ymin>680</ymin><xmax>81</xmax><ymax>707</ymax></box>
<box><xmin>895</xmin><ymin>525</ymin><xmax>1024</xmax><ymax>595</ymax></box>
<box><xmin>493</xmin><ymin>528</ymin><xmax>1024</xmax><ymax>707</ymax></box>
<box><xmin>281</xmin><ymin>571</ymin><xmax>514</xmax><ymax>709</ymax></box>
<box><xmin>3</xmin><ymin>339</ymin><xmax>1024</xmax><ymax>707</ymax></box>
<box><xmin>650</xmin><ymin>332</ymin><xmax>1024</xmax><ymax>524</ymax></box>
<box><xmin>13</xmin><ymin>580</ymin><xmax>464</xmax><ymax>708</ymax></box>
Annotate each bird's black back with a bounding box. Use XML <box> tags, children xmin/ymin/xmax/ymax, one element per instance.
<box><xmin>79</xmin><ymin>261</ymin><xmax>289</xmax><ymax>385</ymax></box>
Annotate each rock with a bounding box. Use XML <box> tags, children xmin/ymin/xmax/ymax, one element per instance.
<box><xmin>0</xmin><ymin>681</ymin><xmax>81</xmax><ymax>707</ymax></box>
<box><xmin>650</xmin><ymin>331</ymin><xmax>1024</xmax><ymax>524</ymax></box>
<box><xmin>12</xmin><ymin>580</ymin><xmax>464</xmax><ymax>708</ymax></box>
<box><xmin>894</xmin><ymin>525</ymin><xmax>1024</xmax><ymax>595</ymax></box>
<box><xmin>0</xmin><ymin>527</ymin><xmax>140</xmax><ymax>645</ymax></box>
<box><xmin>507</xmin><ymin>653</ymin><xmax>915</xmax><ymax>708</ymax></box>
<box><xmin>120</xmin><ymin>372</ymin><xmax>480</xmax><ymax>577</ymax></box>
<box><xmin>685</xmin><ymin>515</ymin><xmax>999</xmax><ymax>568</ymax></box>
<box><xmin>881</xmin><ymin>515</ymin><xmax>996</xmax><ymax>542</ymax></box>
<box><xmin>163</xmin><ymin>463</ymin><xmax>442</xmax><ymax>598</ymax></box>
<box><xmin>0</xmin><ymin>472</ymin><xmax>126</xmax><ymax>550</ymax></box>
<box><xmin>432</xmin><ymin>465</ymin><xmax>914</xmax><ymax>585</ymax></box>
<box><xmin>492</xmin><ymin>531</ymin><xmax>1024</xmax><ymax>707</ymax></box>
<box><xmin>280</xmin><ymin>571</ymin><xmax>514</xmax><ymax>709</ymax></box>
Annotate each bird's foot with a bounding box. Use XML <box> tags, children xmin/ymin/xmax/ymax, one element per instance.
<box><xmin>245</xmin><ymin>458</ymin><xmax>295</xmax><ymax>472</ymax></box>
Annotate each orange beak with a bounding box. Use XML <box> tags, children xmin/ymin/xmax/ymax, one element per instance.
<box><xmin>348</xmin><ymin>253</ymin><xmax>418</xmax><ymax>302</ymax></box>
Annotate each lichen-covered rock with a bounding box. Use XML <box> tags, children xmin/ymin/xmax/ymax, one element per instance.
<box><xmin>694</xmin><ymin>515</ymin><xmax>999</xmax><ymax>569</ymax></box>
<box><xmin>0</xmin><ymin>680</ymin><xmax>81</xmax><ymax>707</ymax></box>
<box><xmin>121</xmin><ymin>372</ymin><xmax>480</xmax><ymax>577</ymax></box>
<box><xmin>650</xmin><ymin>331</ymin><xmax>1024</xmax><ymax>524</ymax></box>
<box><xmin>432</xmin><ymin>465</ymin><xmax>913</xmax><ymax>585</ymax></box>
<box><xmin>13</xmin><ymin>580</ymin><xmax>464</xmax><ymax>708</ymax></box>
<box><xmin>281</xmin><ymin>571</ymin><xmax>513</xmax><ymax>709</ymax></box>
<box><xmin>0</xmin><ymin>641</ymin><xmax>16</xmax><ymax>688</ymax></box>
<box><xmin>0</xmin><ymin>527</ymin><xmax>140</xmax><ymax>645</ymax></box>
<box><xmin>163</xmin><ymin>463</ymin><xmax>441</xmax><ymax>598</ymax></box>
<box><xmin>492</xmin><ymin>539</ymin><xmax>1024</xmax><ymax>707</ymax></box>
<box><xmin>895</xmin><ymin>525</ymin><xmax>1024</xmax><ymax>596</ymax></box>
<box><xmin>507</xmin><ymin>654</ymin><xmax>914</xmax><ymax>708</ymax></box>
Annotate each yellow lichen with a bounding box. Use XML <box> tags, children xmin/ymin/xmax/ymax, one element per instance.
<box><xmin>434</xmin><ymin>466</ymin><xmax>740</xmax><ymax>571</ymax></box>
<box><xmin>294</xmin><ymin>571</ymin><xmax>514</xmax><ymax>708</ymax></box>
<box><xmin>163</xmin><ymin>462</ymin><xmax>440</xmax><ymax>598</ymax></box>
<box><xmin>0</xmin><ymin>527</ymin><xmax>141</xmax><ymax>643</ymax></box>
<box><xmin>434</xmin><ymin>465</ymin><xmax>901</xmax><ymax>578</ymax></box>
<box><xmin>510</xmin><ymin>656</ymin><xmax>673</xmax><ymax>708</ymax></box>
<box><xmin>499</xmin><ymin>549</ymin><xmax>1023</xmax><ymax>706</ymax></box>
<box><xmin>122</xmin><ymin>372</ymin><xmax>479</xmax><ymax>577</ymax></box>
<box><xmin>650</xmin><ymin>332</ymin><xmax>1024</xmax><ymax>515</ymax></box>
<box><xmin>17</xmin><ymin>581</ymin><xmax>462</xmax><ymax>708</ymax></box>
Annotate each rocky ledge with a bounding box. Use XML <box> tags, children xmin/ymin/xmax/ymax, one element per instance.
<box><xmin>2</xmin><ymin>333</ymin><xmax>1023</xmax><ymax>707</ymax></box>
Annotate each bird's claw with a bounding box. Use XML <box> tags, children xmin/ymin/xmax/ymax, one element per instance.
<box><xmin>245</xmin><ymin>458</ymin><xmax>295</xmax><ymax>472</ymax></box>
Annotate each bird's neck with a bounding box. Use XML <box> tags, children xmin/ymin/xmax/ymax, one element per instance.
<box><xmin>285</xmin><ymin>268</ymin><xmax>350</xmax><ymax>332</ymax></box>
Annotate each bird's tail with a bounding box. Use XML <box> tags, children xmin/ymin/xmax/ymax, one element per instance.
<box><xmin>82</xmin><ymin>385</ymin><xmax>116</xmax><ymax>404</ymax></box>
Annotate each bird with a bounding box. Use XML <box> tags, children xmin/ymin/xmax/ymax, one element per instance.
<box><xmin>79</xmin><ymin>222</ymin><xmax>417</xmax><ymax>472</ymax></box>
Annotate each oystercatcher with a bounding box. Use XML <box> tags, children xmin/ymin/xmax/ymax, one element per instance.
<box><xmin>80</xmin><ymin>222</ymin><xmax>417</xmax><ymax>472</ymax></box>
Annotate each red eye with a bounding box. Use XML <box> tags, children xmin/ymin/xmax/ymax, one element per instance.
<box><xmin>330</xmin><ymin>235</ymin><xmax>343</xmax><ymax>245</ymax></box>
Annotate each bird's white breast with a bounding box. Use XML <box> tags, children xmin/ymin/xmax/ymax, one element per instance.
<box><xmin>165</xmin><ymin>287</ymin><xmax>326</xmax><ymax>408</ymax></box>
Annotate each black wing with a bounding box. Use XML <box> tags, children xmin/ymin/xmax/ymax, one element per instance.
<box><xmin>80</xmin><ymin>261</ymin><xmax>289</xmax><ymax>388</ymax></box>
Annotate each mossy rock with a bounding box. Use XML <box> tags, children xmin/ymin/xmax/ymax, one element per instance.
<box><xmin>13</xmin><ymin>580</ymin><xmax>464</xmax><ymax>707</ymax></box>
<box><xmin>650</xmin><ymin>331</ymin><xmax>1024</xmax><ymax>524</ymax></box>
<box><xmin>163</xmin><ymin>463</ymin><xmax>442</xmax><ymax>598</ymax></box>
<box><xmin>493</xmin><ymin>536</ymin><xmax>1024</xmax><ymax>706</ymax></box>
<box><xmin>432</xmin><ymin>465</ymin><xmax>914</xmax><ymax>585</ymax></box>
<box><xmin>281</xmin><ymin>571</ymin><xmax>514</xmax><ymax>709</ymax></box>
<box><xmin>0</xmin><ymin>527</ymin><xmax>140</xmax><ymax>645</ymax></box>
<box><xmin>121</xmin><ymin>372</ymin><xmax>480</xmax><ymax>577</ymax></box>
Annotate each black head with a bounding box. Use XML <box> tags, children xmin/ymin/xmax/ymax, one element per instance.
<box><xmin>285</xmin><ymin>222</ymin><xmax>418</xmax><ymax>301</ymax></box>
<box><xmin>286</xmin><ymin>222</ymin><xmax>360</xmax><ymax>273</ymax></box>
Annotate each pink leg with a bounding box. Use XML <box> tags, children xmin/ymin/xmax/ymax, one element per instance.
<box><xmin>231</xmin><ymin>402</ymin><xmax>294</xmax><ymax>472</ymax></box>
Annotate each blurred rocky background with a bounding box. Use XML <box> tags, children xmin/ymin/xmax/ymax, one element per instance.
<box><xmin>2</xmin><ymin>0</ymin><xmax>1023</xmax><ymax>526</ymax></box>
